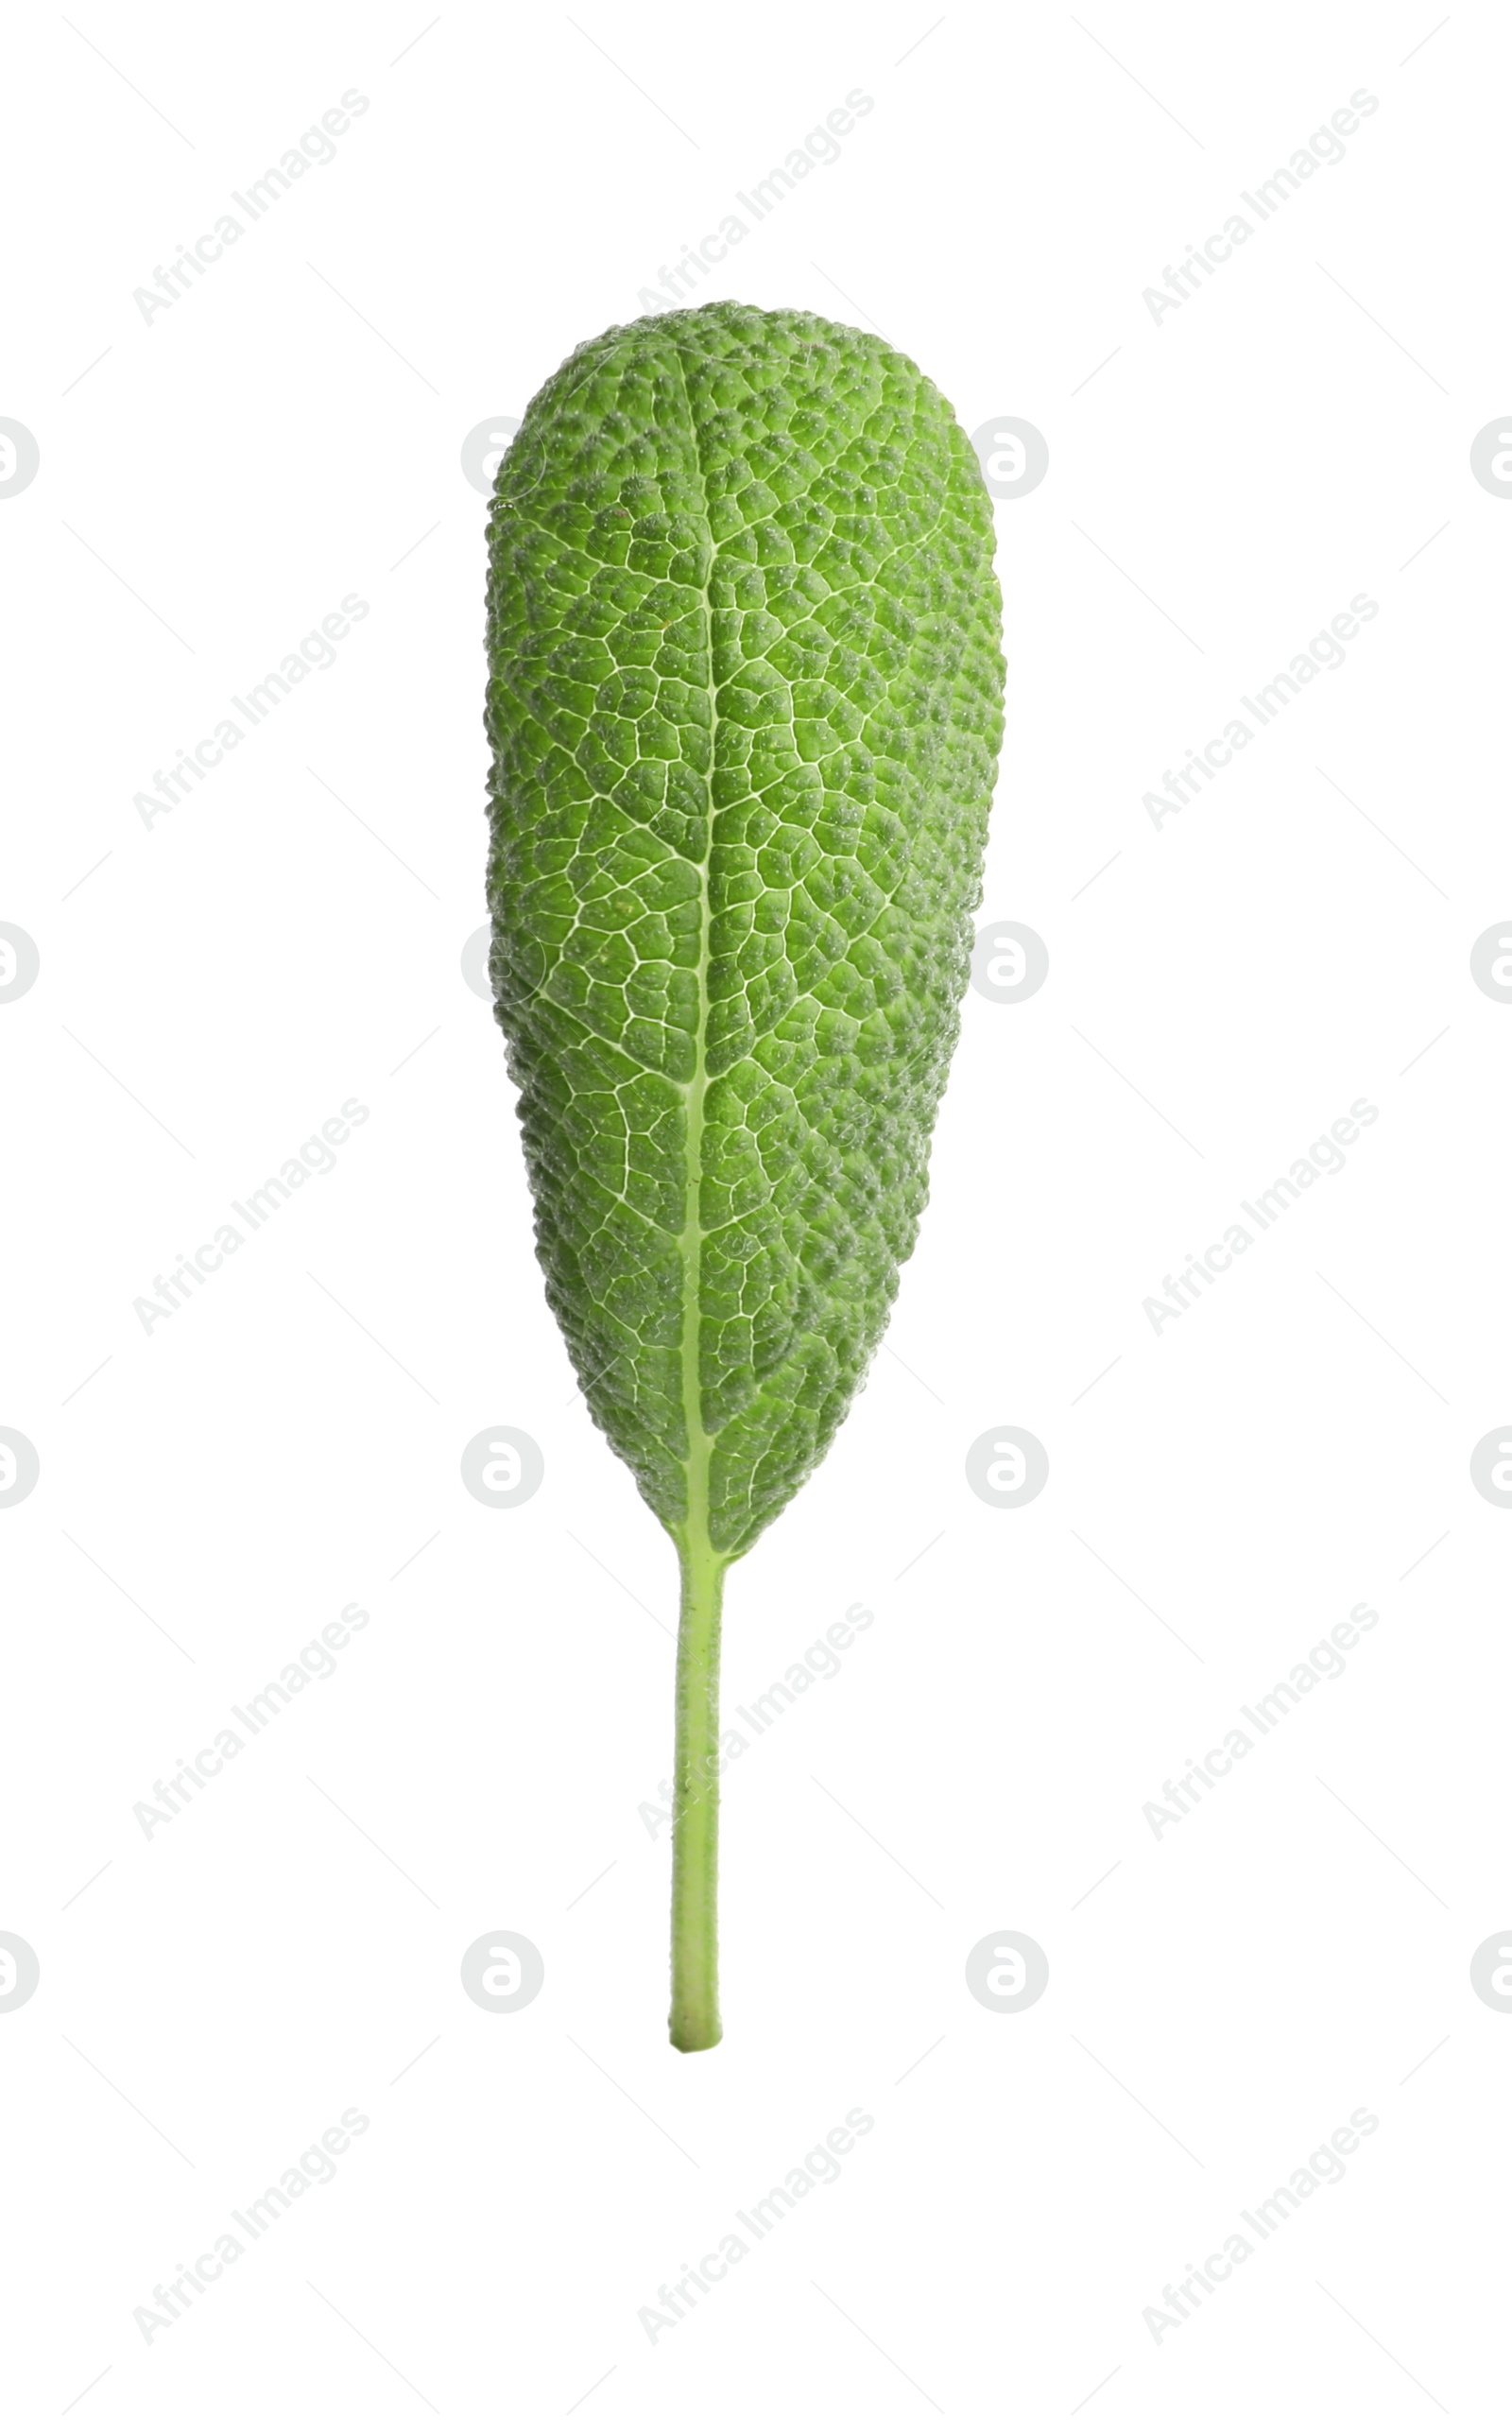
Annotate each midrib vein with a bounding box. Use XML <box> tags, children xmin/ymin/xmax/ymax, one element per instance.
<box><xmin>671</xmin><ymin>342</ymin><xmax>718</xmax><ymax>1543</ymax></box>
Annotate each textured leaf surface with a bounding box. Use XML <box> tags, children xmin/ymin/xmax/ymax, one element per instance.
<box><xmin>485</xmin><ymin>302</ymin><xmax>1004</xmax><ymax>1556</ymax></box>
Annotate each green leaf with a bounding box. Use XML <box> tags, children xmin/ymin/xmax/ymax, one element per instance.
<box><xmin>487</xmin><ymin>300</ymin><xmax>1004</xmax><ymax>1550</ymax></box>
<box><xmin>484</xmin><ymin>302</ymin><xmax>1005</xmax><ymax>2044</ymax></box>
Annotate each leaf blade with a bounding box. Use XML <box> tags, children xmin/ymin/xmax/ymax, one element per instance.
<box><xmin>486</xmin><ymin>302</ymin><xmax>1005</xmax><ymax>1555</ymax></box>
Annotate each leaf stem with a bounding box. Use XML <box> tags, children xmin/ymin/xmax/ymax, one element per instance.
<box><xmin>670</xmin><ymin>1528</ymin><xmax>725</xmax><ymax>2051</ymax></box>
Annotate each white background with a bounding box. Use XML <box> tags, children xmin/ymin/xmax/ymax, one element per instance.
<box><xmin>4</xmin><ymin>2</ymin><xmax>1509</xmax><ymax>2423</ymax></box>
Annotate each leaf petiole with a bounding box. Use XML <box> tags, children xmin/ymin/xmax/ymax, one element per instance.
<box><xmin>669</xmin><ymin>1529</ymin><xmax>726</xmax><ymax>2051</ymax></box>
